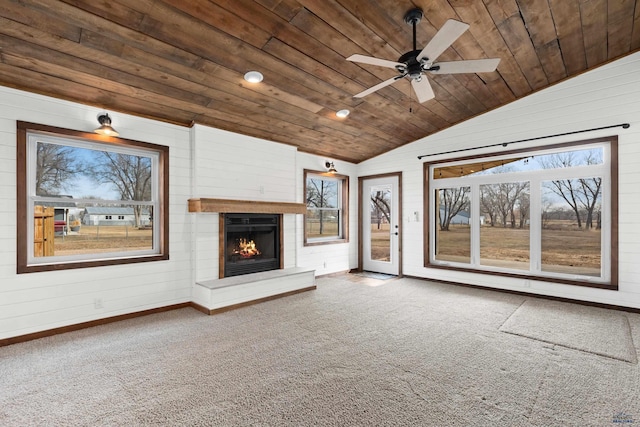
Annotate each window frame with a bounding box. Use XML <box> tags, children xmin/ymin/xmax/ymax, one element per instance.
<box><xmin>17</xmin><ymin>121</ymin><xmax>169</xmax><ymax>274</ymax></box>
<box><xmin>303</xmin><ymin>169</ymin><xmax>349</xmax><ymax>246</ymax></box>
<box><xmin>423</xmin><ymin>137</ymin><xmax>618</xmax><ymax>290</ymax></box>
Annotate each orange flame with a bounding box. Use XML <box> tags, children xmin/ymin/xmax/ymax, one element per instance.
<box><xmin>233</xmin><ymin>238</ymin><xmax>261</xmax><ymax>258</ymax></box>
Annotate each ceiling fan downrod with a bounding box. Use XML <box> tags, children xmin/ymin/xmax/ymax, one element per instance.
<box><xmin>404</xmin><ymin>8</ymin><xmax>423</xmax><ymax>52</ymax></box>
<box><xmin>398</xmin><ymin>8</ymin><xmax>427</xmax><ymax>79</ymax></box>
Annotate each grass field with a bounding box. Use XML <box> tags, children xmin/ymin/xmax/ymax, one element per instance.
<box><xmin>54</xmin><ymin>222</ymin><xmax>599</xmax><ymax>276</ymax></box>
<box><xmin>370</xmin><ymin>224</ymin><xmax>391</xmax><ymax>261</ymax></box>
<box><xmin>53</xmin><ymin>225</ymin><xmax>153</xmax><ymax>255</ymax></box>
<box><xmin>436</xmin><ymin>223</ymin><xmax>601</xmax><ymax>275</ymax></box>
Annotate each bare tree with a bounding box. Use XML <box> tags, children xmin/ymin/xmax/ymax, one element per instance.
<box><xmin>371</xmin><ymin>190</ymin><xmax>391</xmax><ymax>229</ymax></box>
<box><xmin>480</xmin><ymin>185</ymin><xmax>499</xmax><ymax>226</ymax></box>
<box><xmin>505</xmin><ymin>181</ymin><xmax>529</xmax><ymax>228</ymax></box>
<box><xmin>540</xmin><ymin>197</ymin><xmax>554</xmax><ymax>229</ymax></box>
<box><xmin>35</xmin><ymin>142</ymin><xmax>81</xmax><ymax>195</ymax></box>
<box><xmin>87</xmin><ymin>152</ymin><xmax>152</xmax><ymax>228</ymax></box>
<box><xmin>438</xmin><ymin>187</ymin><xmax>470</xmax><ymax>231</ymax></box>
<box><xmin>539</xmin><ymin>150</ymin><xmax>602</xmax><ymax>229</ymax></box>
<box><xmin>517</xmin><ymin>191</ymin><xmax>530</xmax><ymax>229</ymax></box>
<box><xmin>306</xmin><ymin>178</ymin><xmax>337</xmax><ymax>235</ymax></box>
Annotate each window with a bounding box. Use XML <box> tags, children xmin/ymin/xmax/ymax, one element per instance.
<box><xmin>425</xmin><ymin>137</ymin><xmax>617</xmax><ymax>289</ymax></box>
<box><xmin>304</xmin><ymin>170</ymin><xmax>348</xmax><ymax>245</ymax></box>
<box><xmin>17</xmin><ymin>121</ymin><xmax>169</xmax><ymax>273</ymax></box>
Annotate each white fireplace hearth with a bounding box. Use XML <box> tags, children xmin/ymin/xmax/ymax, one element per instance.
<box><xmin>193</xmin><ymin>267</ymin><xmax>315</xmax><ymax>314</ymax></box>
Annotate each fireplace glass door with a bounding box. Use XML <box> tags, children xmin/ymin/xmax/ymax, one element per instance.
<box><xmin>223</xmin><ymin>213</ymin><xmax>280</xmax><ymax>277</ymax></box>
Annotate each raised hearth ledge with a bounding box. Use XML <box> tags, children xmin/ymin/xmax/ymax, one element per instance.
<box><xmin>188</xmin><ymin>198</ymin><xmax>306</xmax><ymax>214</ymax></box>
<box><xmin>193</xmin><ymin>267</ymin><xmax>316</xmax><ymax>314</ymax></box>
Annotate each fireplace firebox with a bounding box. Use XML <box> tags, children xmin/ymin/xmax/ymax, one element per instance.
<box><xmin>222</xmin><ymin>213</ymin><xmax>281</xmax><ymax>277</ymax></box>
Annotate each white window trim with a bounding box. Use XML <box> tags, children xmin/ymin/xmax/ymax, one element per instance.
<box><xmin>304</xmin><ymin>170</ymin><xmax>349</xmax><ymax>245</ymax></box>
<box><xmin>427</xmin><ymin>139</ymin><xmax>614</xmax><ymax>287</ymax></box>
<box><xmin>26</xmin><ymin>132</ymin><xmax>161</xmax><ymax>266</ymax></box>
<box><xmin>17</xmin><ymin>121</ymin><xmax>168</xmax><ymax>273</ymax></box>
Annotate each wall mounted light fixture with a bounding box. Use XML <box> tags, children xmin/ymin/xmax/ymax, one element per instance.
<box><xmin>325</xmin><ymin>161</ymin><xmax>337</xmax><ymax>173</ymax></box>
<box><xmin>94</xmin><ymin>113</ymin><xmax>119</xmax><ymax>137</ymax></box>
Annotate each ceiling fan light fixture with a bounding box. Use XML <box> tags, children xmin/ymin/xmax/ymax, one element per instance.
<box><xmin>336</xmin><ymin>109</ymin><xmax>350</xmax><ymax>118</ymax></box>
<box><xmin>244</xmin><ymin>71</ymin><xmax>263</xmax><ymax>83</ymax></box>
<box><xmin>94</xmin><ymin>113</ymin><xmax>119</xmax><ymax>137</ymax></box>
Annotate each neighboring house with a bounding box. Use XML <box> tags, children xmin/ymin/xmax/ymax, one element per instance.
<box><xmin>439</xmin><ymin>208</ymin><xmax>470</xmax><ymax>225</ymax></box>
<box><xmin>438</xmin><ymin>208</ymin><xmax>485</xmax><ymax>225</ymax></box>
<box><xmin>83</xmin><ymin>207</ymin><xmax>151</xmax><ymax>226</ymax></box>
<box><xmin>39</xmin><ymin>195</ymin><xmax>76</xmax><ymax>234</ymax></box>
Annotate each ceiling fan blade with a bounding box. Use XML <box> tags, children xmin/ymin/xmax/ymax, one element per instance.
<box><xmin>353</xmin><ymin>76</ymin><xmax>402</xmax><ymax>98</ymax></box>
<box><xmin>430</xmin><ymin>58</ymin><xmax>501</xmax><ymax>74</ymax></box>
<box><xmin>347</xmin><ymin>54</ymin><xmax>403</xmax><ymax>69</ymax></box>
<box><xmin>416</xmin><ymin>19</ymin><xmax>469</xmax><ymax>62</ymax></box>
<box><xmin>411</xmin><ymin>78</ymin><xmax>435</xmax><ymax>103</ymax></box>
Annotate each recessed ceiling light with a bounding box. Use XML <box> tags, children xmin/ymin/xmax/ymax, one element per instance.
<box><xmin>336</xmin><ymin>109</ymin><xmax>350</xmax><ymax>118</ymax></box>
<box><xmin>244</xmin><ymin>71</ymin><xmax>263</xmax><ymax>83</ymax></box>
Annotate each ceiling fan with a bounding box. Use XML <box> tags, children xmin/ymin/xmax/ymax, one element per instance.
<box><xmin>347</xmin><ymin>8</ymin><xmax>500</xmax><ymax>103</ymax></box>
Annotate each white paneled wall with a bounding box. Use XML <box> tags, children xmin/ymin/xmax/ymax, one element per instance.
<box><xmin>0</xmin><ymin>86</ymin><xmax>194</xmax><ymax>341</ymax></box>
<box><xmin>191</xmin><ymin>125</ymin><xmax>302</xmax><ymax>282</ymax></box>
<box><xmin>358</xmin><ymin>51</ymin><xmax>640</xmax><ymax>309</ymax></box>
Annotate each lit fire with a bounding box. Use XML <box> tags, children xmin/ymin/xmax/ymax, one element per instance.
<box><xmin>233</xmin><ymin>238</ymin><xmax>261</xmax><ymax>258</ymax></box>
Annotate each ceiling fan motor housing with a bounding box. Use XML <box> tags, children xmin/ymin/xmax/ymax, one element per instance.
<box><xmin>397</xmin><ymin>50</ymin><xmax>423</xmax><ymax>79</ymax></box>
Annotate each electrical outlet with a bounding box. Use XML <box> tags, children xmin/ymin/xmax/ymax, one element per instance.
<box><xmin>94</xmin><ymin>298</ymin><xmax>103</xmax><ymax>309</ymax></box>
<box><xmin>259</xmin><ymin>186</ymin><xmax>265</xmax><ymax>194</ymax></box>
<box><xmin>523</xmin><ymin>280</ymin><xmax>530</xmax><ymax>288</ymax></box>
<box><xmin>323</xmin><ymin>261</ymin><xmax>327</xmax><ymax>268</ymax></box>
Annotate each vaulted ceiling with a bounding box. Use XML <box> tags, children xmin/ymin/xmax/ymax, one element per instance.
<box><xmin>1</xmin><ymin>1</ymin><xmax>639</xmax><ymax>163</ymax></box>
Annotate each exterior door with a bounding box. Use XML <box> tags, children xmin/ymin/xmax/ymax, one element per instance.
<box><xmin>362</xmin><ymin>175</ymin><xmax>400</xmax><ymax>275</ymax></box>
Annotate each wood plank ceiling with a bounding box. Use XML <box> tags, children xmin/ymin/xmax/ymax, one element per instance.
<box><xmin>0</xmin><ymin>0</ymin><xmax>639</xmax><ymax>163</ymax></box>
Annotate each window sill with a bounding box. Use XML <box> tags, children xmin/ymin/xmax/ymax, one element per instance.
<box><xmin>425</xmin><ymin>262</ymin><xmax>617</xmax><ymax>290</ymax></box>
<box><xmin>304</xmin><ymin>238</ymin><xmax>348</xmax><ymax>247</ymax></box>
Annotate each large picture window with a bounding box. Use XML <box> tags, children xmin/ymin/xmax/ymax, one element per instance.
<box><xmin>17</xmin><ymin>121</ymin><xmax>169</xmax><ymax>273</ymax></box>
<box><xmin>425</xmin><ymin>137</ymin><xmax>617</xmax><ymax>289</ymax></box>
<box><xmin>304</xmin><ymin>170</ymin><xmax>348</xmax><ymax>245</ymax></box>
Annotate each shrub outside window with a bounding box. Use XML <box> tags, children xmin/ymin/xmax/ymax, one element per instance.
<box><xmin>425</xmin><ymin>137</ymin><xmax>617</xmax><ymax>289</ymax></box>
<box><xmin>304</xmin><ymin>170</ymin><xmax>348</xmax><ymax>245</ymax></box>
<box><xmin>17</xmin><ymin>121</ymin><xmax>169</xmax><ymax>273</ymax></box>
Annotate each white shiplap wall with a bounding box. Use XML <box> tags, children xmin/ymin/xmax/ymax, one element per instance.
<box><xmin>191</xmin><ymin>125</ymin><xmax>301</xmax><ymax>285</ymax></box>
<box><xmin>357</xmin><ymin>51</ymin><xmax>640</xmax><ymax>309</ymax></box>
<box><xmin>0</xmin><ymin>86</ymin><xmax>194</xmax><ymax>341</ymax></box>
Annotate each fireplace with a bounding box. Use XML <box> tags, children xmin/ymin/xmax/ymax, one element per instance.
<box><xmin>221</xmin><ymin>213</ymin><xmax>281</xmax><ymax>278</ymax></box>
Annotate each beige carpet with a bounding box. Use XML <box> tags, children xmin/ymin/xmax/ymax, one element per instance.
<box><xmin>1</xmin><ymin>276</ymin><xmax>640</xmax><ymax>426</ymax></box>
<box><xmin>500</xmin><ymin>298</ymin><xmax>638</xmax><ymax>363</ymax></box>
